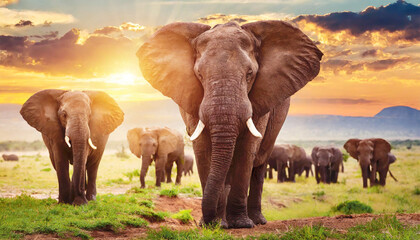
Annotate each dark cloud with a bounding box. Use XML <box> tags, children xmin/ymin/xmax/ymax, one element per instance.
<box><xmin>94</xmin><ymin>26</ymin><xmax>121</xmax><ymax>35</ymax></box>
<box><xmin>0</xmin><ymin>28</ymin><xmax>139</xmax><ymax>78</ymax></box>
<box><xmin>365</xmin><ymin>57</ymin><xmax>410</xmax><ymax>71</ymax></box>
<box><xmin>295</xmin><ymin>0</ymin><xmax>420</xmax><ymax>41</ymax></box>
<box><xmin>30</xmin><ymin>31</ymin><xmax>59</xmax><ymax>40</ymax></box>
<box><xmin>0</xmin><ymin>36</ymin><xmax>28</xmax><ymax>52</ymax></box>
<box><xmin>322</xmin><ymin>59</ymin><xmax>363</xmax><ymax>74</ymax></box>
<box><xmin>294</xmin><ymin>98</ymin><xmax>376</xmax><ymax>105</ymax></box>
<box><xmin>361</xmin><ymin>49</ymin><xmax>378</xmax><ymax>57</ymax></box>
<box><xmin>14</xmin><ymin>20</ymin><xmax>34</xmax><ymax>27</ymax></box>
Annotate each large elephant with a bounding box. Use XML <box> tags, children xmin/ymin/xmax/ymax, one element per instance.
<box><xmin>20</xmin><ymin>90</ymin><xmax>124</xmax><ymax>205</ymax></box>
<box><xmin>2</xmin><ymin>154</ymin><xmax>19</xmax><ymax>161</ymax></box>
<box><xmin>267</xmin><ymin>144</ymin><xmax>307</xmax><ymax>182</ymax></box>
<box><xmin>137</xmin><ymin>21</ymin><xmax>322</xmax><ymax>228</ymax></box>
<box><xmin>183</xmin><ymin>154</ymin><xmax>194</xmax><ymax>176</ymax></box>
<box><xmin>312</xmin><ymin>147</ymin><xmax>343</xmax><ymax>184</ymax></box>
<box><xmin>127</xmin><ymin>127</ymin><xmax>185</xmax><ymax>188</ymax></box>
<box><xmin>344</xmin><ymin>138</ymin><xmax>396</xmax><ymax>188</ymax></box>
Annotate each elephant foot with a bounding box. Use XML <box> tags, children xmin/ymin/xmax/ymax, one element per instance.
<box><xmin>226</xmin><ymin>215</ymin><xmax>255</xmax><ymax>229</ymax></box>
<box><xmin>86</xmin><ymin>194</ymin><xmax>96</xmax><ymax>201</ymax></box>
<box><xmin>166</xmin><ymin>179</ymin><xmax>172</xmax><ymax>183</ymax></box>
<box><xmin>248</xmin><ymin>210</ymin><xmax>267</xmax><ymax>225</ymax></box>
<box><xmin>73</xmin><ymin>196</ymin><xmax>88</xmax><ymax>205</ymax></box>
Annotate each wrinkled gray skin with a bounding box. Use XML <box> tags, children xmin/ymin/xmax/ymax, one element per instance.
<box><xmin>183</xmin><ymin>154</ymin><xmax>194</xmax><ymax>176</ymax></box>
<box><xmin>2</xmin><ymin>154</ymin><xmax>19</xmax><ymax>161</ymax></box>
<box><xmin>294</xmin><ymin>154</ymin><xmax>313</xmax><ymax>178</ymax></box>
<box><xmin>267</xmin><ymin>144</ymin><xmax>307</xmax><ymax>183</ymax></box>
<box><xmin>311</xmin><ymin>147</ymin><xmax>343</xmax><ymax>184</ymax></box>
<box><xmin>20</xmin><ymin>90</ymin><xmax>124</xmax><ymax>205</ymax></box>
<box><xmin>137</xmin><ymin>21</ymin><xmax>322</xmax><ymax>228</ymax></box>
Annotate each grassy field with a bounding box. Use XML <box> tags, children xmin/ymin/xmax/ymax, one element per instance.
<box><xmin>0</xmin><ymin>146</ymin><xmax>419</xmax><ymax>239</ymax></box>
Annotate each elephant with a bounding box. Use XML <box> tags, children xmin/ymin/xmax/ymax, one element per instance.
<box><xmin>136</xmin><ymin>21</ymin><xmax>322</xmax><ymax>228</ymax></box>
<box><xmin>127</xmin><ymin>127</ymin><xmax>185</xmax><ymax>188</ymax></box>
<box><xmin>183</xmin><ymin>154</ymin><xmax>194</xmax><ymax>176</ymax></box>
<box><xmin>20</xmin><ymin>90</ymin><xmax>124</xmax><ymax>205</ymax></box>
<box><xmin>267</xmin><ymin>144</ymin><xmax>307</xmax><ymax>182</ymax></box>
<box><xmin>294</xmin><ymin>154</ymin><xmax>313</xmax><ymax>178</ymax></box>
<box><xmin>311</xmin><ymin>146</ymin><xmax>343</xmax><ymax>184</ymax></box>
<box><xmin>344</xmin><ymin>138</ymin><xmax>396</xmax><ymax>188</ymax></box>
<box><xmin>2</xmin><ymin>154</ymin><xmax>19</xmax><ymax>161</ymax></box>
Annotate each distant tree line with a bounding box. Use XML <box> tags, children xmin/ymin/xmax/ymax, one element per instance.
<box><xmin>0</xmin><ymin>141</ymin><xmax>46</xmax><ymax>151</ymax></box>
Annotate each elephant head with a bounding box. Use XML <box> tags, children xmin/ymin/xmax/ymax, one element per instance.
<box><xmin>343</xmin><ymin>138</ymin><xmax>391</xmax><ymax>168</ymax></box>
<box><xmin>137</xmin><ymin>21</ymin><xmax>322</xmax><ymax>223</ymax></box>
<box><xmin>127</xmin><ymin>127</ymin><xmax>181</xmax><ymax>188</ymax></box>
<box><xmin>20</xmin><ymin>89</ymin><xmax>124</xmax><ymax>204</ymax></box>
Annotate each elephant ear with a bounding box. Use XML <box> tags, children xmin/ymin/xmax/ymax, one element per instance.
<box><xmin>332</xmin><ymin>147</ymin><xmax>343</xmax><ymax>162</ymax></box>
<box><xmin>311</xmin><ymin>147</ymin><xmax>319</xmax><ymax>163</ymax></box>
<box><xmin>372</xmin><ymin>138</ymin><xmax>391</xmax><ymax>160</ymax></box>
<box><xmin>20</xmin><ymin>89</ymin><xmax>68</xmax><ymax>139</ymax></box>
<box><xmin>242</xmin><ymin>21</ymin><xmax>323</xmax><ymax>116</ymax></box>
<box><xmin>136</xmin><ymin>22</ymin><xmax>211</xmax><ymax>116</ymax></box>
<box><xmin>343</xmin><ymin>139</ymin><xmax>361</xmax><ymax>160</ymax></box>
<box><xmin>127</xmin><ymin>128</ymin><xmax>143</xmax><ymax>158</ymax></box>
<box><xmin>84</xmin><ymin>91</ymin><xmax>124</xmax><ymax>135</ymax></box>
<box><xmin>154</xmin><ymin>128</ymin><xmax>182</xmax><ymax>156</ymax></box>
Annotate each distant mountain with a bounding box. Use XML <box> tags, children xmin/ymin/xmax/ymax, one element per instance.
<box><xmin>0</xmin><ymin>102</ymin><xmax>419</xmax><ymax>142</ymax></box>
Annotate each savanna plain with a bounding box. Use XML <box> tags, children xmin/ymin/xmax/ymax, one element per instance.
<box><xmin>0</xmin><ymin>142</ymin><xmax>419</xmax><ymax>239</ymax></box>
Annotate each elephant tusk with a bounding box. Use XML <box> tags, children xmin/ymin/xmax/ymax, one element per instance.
<box><xmin>246</xmin><ymin>118</ymin><xmax>262</xmax><ymax>138</ymax></box>
<box><xmin>88</xmin><ymin>138</ymin><xmax>97</xmax><ymax>150</ymax></box>
<box><xmin>190</xmin><ymin>120</ymin><xmax>205</xmax><ymax>141</ymax></box>
<box><xmin>65</xmin><ymin>136</ymin><xmax>71</xmax><ymax>148</ymax></box>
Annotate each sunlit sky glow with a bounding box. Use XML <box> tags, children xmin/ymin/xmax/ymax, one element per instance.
<box><xmin>1</xmin><ymin>0</ymin><xmax>419</xmax><ymax>116</ymax></box>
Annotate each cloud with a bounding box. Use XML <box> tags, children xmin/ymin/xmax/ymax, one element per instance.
<box><xmin>14</xmin><ymin>20</ymin><xmax>33</xmax><ymax>27</ymax></box>
<box><xmin>365</xmin><ymin>57</ymin><xmax>410</xmax><ymax>71</ymax></box>
<box><xmin>0</xmin><ymin>7</ymin><xmax>75</xmax><ymax>27</ymax></box>
<box><xmin>361</xmin><ymin>49</ymin><xmax>378</xmax><ymax>57</ymax></box>
<box><xmin>0</xmin><ymin>0</ymin><xmax>18</xmax><ymax>7</ymax></box>
<box><xmin>322</xmin><ymin>59</ymin><xmax>363</xmax><ymax>74</ymax></box>
<box><xmin>294</xmin><ymin>98</ymin><xmax>376</xmax><ymax>105</ymax></box>
<box><xmin>0</xmin><ymin>28</ymin><xmax>141</xmax><ymax>78</ymax></box>
<box><xmin>93</xmin><ymin>26</ymin><xmax>121</xmax><ymax>35</ymax></box>
<box><xmin>198</xmin><ymin>13</ymin><xmax>292</xmax><ymax>26</ymax></box>
<box><xmin>294</xmin><ymin>0</ymin><xmax>420</xmax><ymax>41</ymax></box>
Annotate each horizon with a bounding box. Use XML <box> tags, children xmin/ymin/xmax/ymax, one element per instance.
<box><xmin>0</xmin><ymin>0</ymin><xmax>419</xmax><ymax>117</ymax></box>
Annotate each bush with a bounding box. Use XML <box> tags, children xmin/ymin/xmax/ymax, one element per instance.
<box><xmin>124</xmin><ymin>169</ymin><xmax>140</xmax><ymax>181</ymax></box>
<box><xmin>171</xmin><ymin>209</ymin><xmax>193</xmax><ymax>224</ymax></box>
<box><xmin>333</xmin><ymin>200</ymin><xmax>373</xmax><ymax>214</ymax></box>
<box><xmin>342</xmin><ymin>152</ymin><xmax>350</xmax><ymax>162</ymax></box>
<box><xmin>414</xmin><ymin>186</ymin><xmax>420</xmax><ymax>195</ymax></box>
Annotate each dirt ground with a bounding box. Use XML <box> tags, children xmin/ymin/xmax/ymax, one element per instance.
<box><xmin>23</xmin><ymin>196</ymin><xmax>420</xmax><ymax>240</ymax></box>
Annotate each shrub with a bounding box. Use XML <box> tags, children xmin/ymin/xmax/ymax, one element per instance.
<box><xmin>414</xmin><ymin>186</ymin><xmax>420</xmax><ymax>195</ymax></box>
<box><xmin>312</xmin><ymin>191</ymin><xmax>325</xmax><ymax>197</ymax></box>
<box><xmin>124</xmin><ymin>169</ymin><xmax>140</xmax><ymax>181</ymax></box>
<box><xmin>160</xmin><ymin>188</ymin><xmax>179</xmax><ymax>198</ymax></box>
<box><xmin>333</xmin><ymin>200</ymin><xmax>373</xmax><ymax>214</ymax></box>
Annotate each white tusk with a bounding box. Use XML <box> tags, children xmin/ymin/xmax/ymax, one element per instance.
<box><xmin>88</xmin><ymin>138</ymin><xmax>97</xmax><ymax>150</ymax></box>
<box><xmin>190</xmin><ymin>120</ymin><xmax>205</xmax><ymax>141</ymax></box>
<box><xmin>65</xmin><ymin>136</ymin><xmax>71</xmax><ymax>148</ymax></box>
<box><xmin>246</xmin><ymin>118</ymin><xmax>262</xmax><ymax>138</ymax></box>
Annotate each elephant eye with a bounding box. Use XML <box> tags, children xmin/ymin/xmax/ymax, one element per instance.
<box><xmin>246</xmin><ymin>69</ymin><xmax>253</xmax><ymax>82</ymax></box>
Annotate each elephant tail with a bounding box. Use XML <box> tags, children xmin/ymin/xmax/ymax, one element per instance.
<box><xmin>341</xmin><ymin>162</ymin><xmax>344</xmax><ymax>173</ymax></box>
<box><xmin>389</xmin><ymin>170</ymin><xmax>398</xmax><ymax>182</ymax></box>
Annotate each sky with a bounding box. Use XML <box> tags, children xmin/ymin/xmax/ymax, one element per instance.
<box><xmin>0</xmin><ymin>0</ymin><xmax>419</xmax><ymax>116</ymax></box>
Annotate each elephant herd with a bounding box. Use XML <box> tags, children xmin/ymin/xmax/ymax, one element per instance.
<box><xmin>16</xmin><ymin>20</ymin><xmax>398</xmax><ymax>229</ymax></box>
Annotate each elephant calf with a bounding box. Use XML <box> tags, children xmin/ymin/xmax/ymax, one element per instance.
<box><xmin>183</xmin><ymin>154</ymin><xmax>194</xmax><ymax>176</ymax></box>
<box><xmin>344</xmin><ymin>138</ymin><xmax>397</xmax><ymax>188</ymax></box>
<box><xmin>312</xmin><ymin>146</ymin><xmax>344</xmax><ymax>184</ymax></box>
<box><xmin>2</xmin><ymin>154</ymin><xmax>19</xmax><ymax>161</ymax></box>
<box><xmin>127</xmin><ymin>127</ymin><xmax>185</xmax><ymax>188</ymax></box>
<box><xmin>20</xmin><ymin>90</ymin><xmax>124</xmax><ymax>205</ymax></box>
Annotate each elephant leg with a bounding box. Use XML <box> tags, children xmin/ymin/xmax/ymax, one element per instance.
<box><xmin>247</xmin><ymin>163</ymin><xmax>267</xmax><ymax>225</ymax></box>
<box><xmin>268</xmin><ymin>167</ymin><xmax>273</xmax><ymax>179</ymax></box>
<box><xmin>225</xmin><ymin>148</ymin><xmax>255</xmax><ymax>228</ymax></box>
<box><xmin>277</xmin><ymin>161</ymin><xmax>283</xmax><ymax>183</ymax></box>
<box><xmin>315</xmin><ymin>166</ymin><xmax>320</xmax><ymax>184</ymax></box>
<box><xmin>175</xmin><ymin>157</ymin><xmax>183</xmax><ymax>185</ymax></box>
<box><xmin>140</xmin><ymin>158</ymin><xmax>151</xmax><ymax>188</ymax></box>
<box><xmin>379</xmin><ymin>165</ymin><xmax>388</xmax><ymax>186</ymax></box>
<box><xmin>305</xmin><ymin>167</ymin><xmax>309</xmax><ymax>178</ymax></box>
<box><xmin>288</xmin><ymin>163</ymin><xmax>295</xmax><ymax>182</ymax></box>
<box><xmin>165</xmin><ymin>161</ymin><xmax>173</xmax><ymax>183</ymax></box>
<box><xmin>86</xmin><ymin>160</ymin><xmax>100</xmax><ymax>201</ymax></box>
<box><xmin>155</xmin><ymin>156</ymin><xmax>166</xmax><ymax>187</ymax></box>
<box><xmin>53</xmin><ymin>147</ymin><xmax>72</xmax><ymax>204</ymax></box>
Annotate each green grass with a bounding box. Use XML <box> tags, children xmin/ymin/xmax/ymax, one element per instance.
<box><xmin>333</xmin><ymin>200</ymin><xmax>373</xmax><ymax>214</ymax></box>
<box><xmin>160</xmin><ymin>188</ymin><xmax>179</xmax><ymax>198</ymax></box>
<box><xmin>0</xmin><ymin>192</ymin><xmax>163</xmax><ymax>239</ymax></box>
<box><xmin>171</xmin><ymin>209</ymin><xmax>194</xmax><ymax>224</ymax></box>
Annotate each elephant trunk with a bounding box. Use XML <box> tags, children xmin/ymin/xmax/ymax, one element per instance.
<box><xmin>66</xmin><ymin>117</ymin><xmax>90</xmax><ymax>205</ymax></box>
